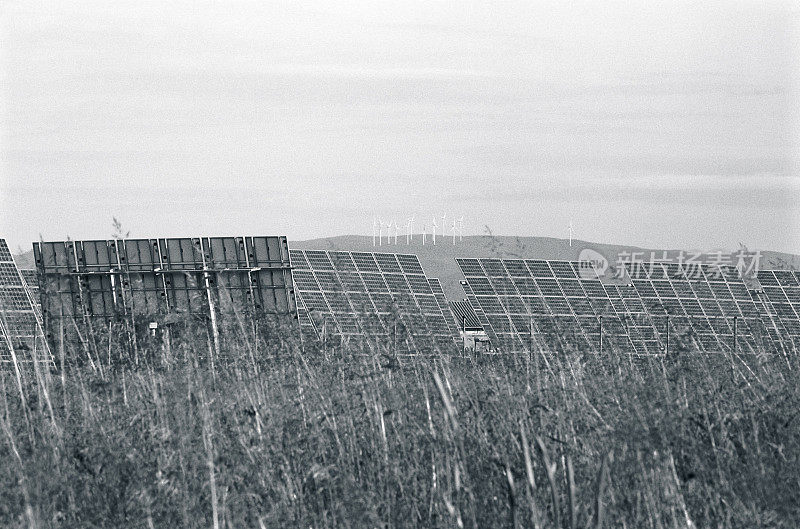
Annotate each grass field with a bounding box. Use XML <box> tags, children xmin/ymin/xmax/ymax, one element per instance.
<box><xmin>1</xmin><ymin>334</ymin><xmax>799</xmax><ymax>528</ymax></box>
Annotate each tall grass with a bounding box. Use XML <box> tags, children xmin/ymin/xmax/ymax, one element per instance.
<box><xmin>1</xmin><ymin>333</ymin><xmax>799</xmax><ymax>527</ymax></box>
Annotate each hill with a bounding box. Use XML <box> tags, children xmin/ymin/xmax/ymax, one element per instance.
<box><xmin>12</xmin><ymin>249</ymin><xmax>35</xmax><ymax>269</ymax></box>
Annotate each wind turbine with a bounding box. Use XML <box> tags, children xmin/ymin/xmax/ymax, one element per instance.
<box><xmin>422</xmin><ymin>223</ymin><xmax>427</xmax><ymax>245</ymax></box>
<box><xmin>378</xmin><ymin>218</ymin><xmax>383</xmax><ymax>246</ymax></box>
<box><xmin>568</xmin><ymin>219</ymin><xmax>574</xmax><ymax>247</ymax></box>
<box><xmin>393</xmin><ymin>220</ymin><xmax>399</xmax><ymax>245</ymax></box>
<box><xmin>406</xmin><ymin>216</ymin><xmax>414</xmax><ymax>244</ymax></box>
<box><xmin>372</xmin><ymin>217</ymin><xmax>377</xmax><ymax>247</ymax></box>
<box><xmin>431</xmin><ymin>216</ymin><xmax>438</xmax><ymax>245</ymax></box>
<box><xmin>451</xmin><ymin>218</ymin><xmax>458</xmax><ymax>245</ymax></box>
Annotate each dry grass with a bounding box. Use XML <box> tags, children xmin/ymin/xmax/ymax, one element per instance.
<box><xmin>1</xmin><ymin>331</ymin><xmax>799</xmax><ymax>528</ymax></box>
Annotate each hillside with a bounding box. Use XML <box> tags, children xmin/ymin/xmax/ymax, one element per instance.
<box><xmin>13</xmin><ymin>236</ymin><xmax>799</xmax><ymax>300</ymax></box>
<box><xmin>13</xmin><ymin>249</ymin><xmax>35</xmax><ymax>269</ymax></box>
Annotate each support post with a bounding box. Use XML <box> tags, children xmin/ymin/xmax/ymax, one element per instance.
<box><xmin>529</xmin><ymin>316</ymin><xmax>533</xmax><ymax>358</ymax></box>
<box><xmin>462</xmin><ymin>315</ymin><xmax>467</xmax><ymax>356</ymax></box>
<box><xmin>733</xmin><ymin>316</ymin><xmax>737</xmax><ymax>353</ymax></box>
<box><xmin>198</xmin><ymin>238</ymin><xmax>221</xmax><ymax>360</ymax></box>
<box><xmin>598</xmin><ymin>315</ymin><xmax>603</xmax><ymax>354</ymax></box>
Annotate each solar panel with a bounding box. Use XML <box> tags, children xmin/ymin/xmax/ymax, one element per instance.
<box><xmin>330</xmin><ymin>251</ymin><xmax>358</xmax><ymax>271</ymax></box>
<box><xmin>480</xmin><ymin>259</ymin><xmax>508</xmax><ymax>278</ymax></box>
<box><xmin>0</xmin><ymin>239</ymin><xmax>51</xmax><ymax>363</ymax></box>
<box><xmin>525</xmin><ymin>260</ymin><xmax>553</xmax><ymax>277</ymax></box>
<box><xmin>291</xmin><ymin>250</ymin><xmax>457</xmax><ymax>352</ymax></box>
<box><xmin>35</xmin><ymin>237</ymin><xmax>295</xmax><ymax>349</ymax></box>
<box><xmin>458</xmin><ymin>259</ymin><xmax>642</xmax><ymax>353</ymax></box>
<box><xmin>549</xmin><ymin>261</ymin><xmax>577</xmax><ymax>278</ymax></box>
<box><xmin>535</xmin><ymin>278</ymin><xmax>562</xmax><ymax>297</ymax></box>
<box><xmin>305</xmin><ymin>250</ymin><xmax>334</xmax><ymax>270</ymax></box>
<box><xmin>397</xmin><ymin>254</ymin><xmax>425</xmax><ymax>275</ymax></box>
<box><xmin>374</xmin><ymin>253</ymin><xmax>403</xmax><ymax>274</ymax></box>
<box><xmin>503</xmin><ymin>260</ymin><xmax>531</xmax><ymax>277</ymax></box>
<box><xmin>456</xmin><ymin>258</ymin><xmax>485</xmax><ymax>277</ymax></box>
<box><xmin>351</xmin><ymin>252</ymin><xmax>381</xmax><ymax>273</ymax></box>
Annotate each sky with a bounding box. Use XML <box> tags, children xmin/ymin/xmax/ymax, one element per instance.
<box><xmin>1</xmin><ymin>0</ymin><xmax>799</xmax><ymax>254</ymax></box>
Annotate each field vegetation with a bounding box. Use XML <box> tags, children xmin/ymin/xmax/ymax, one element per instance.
<box><xmin>1</xmin><ymin>325</ymin><xmax>799</xmax><ymax>528</ymax></box>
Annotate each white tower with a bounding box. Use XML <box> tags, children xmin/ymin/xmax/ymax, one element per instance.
<box><xmin>568</xmin><ymin>219</ymin><xmax>574</xmax><ymax>247</ymax></box>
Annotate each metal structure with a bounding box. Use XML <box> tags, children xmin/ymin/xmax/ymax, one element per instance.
<box><xmin>623</xmin><ymin>261</ymin><xmax>777</xmax><ymax>354</ymax></box>
<box><xmin>34</xmin><ymin>237</ymin><xmax>295</xmax><ymax>350</ymax></box>
<box><xmin>427</xmin><ymin>278</ymin><xmax>458</xmax><ymax>335</ymax></box>
<box><xmin>449</xmin><ymin>300</ymin><xmax>483</xmax><ymax>332</ymax></box>
<box><xmin>456</xmin><ymin>258</ymin><xmax>645</xmax><ymax>353</ymax></box>
<box><xmin>603</xmin><ymin>284</ymin><xmax>664</xmax><ymax>355</ymax></box>
<box><xmin>19</xmin><ymin>269</ymin><xmax>42</xmax><ymax>317</ymax></box>
<box><xmin>290</xmin><ymin>250</ymin><xmax>457</xmax><ymax>353</ymax></box>
<box><xmin>752</xmin><ymin>269</ymin><xmax>800</xmax><ymax>352</ymax></box>
<box><xmin>0</xmin><ymin>239</ymin><xmax>51</xmax><ymax>363</ymax></box>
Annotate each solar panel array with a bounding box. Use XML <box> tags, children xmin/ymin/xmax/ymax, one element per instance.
<box><xmin>0</xmin><ymin>239</ymin><xmax>50</xmax><ymax>362</ymax></box>
<box><xmin>456</xmin><ymin>259</ymin><xmax>646</xmax><ymax>353</ymax></box>
<box><xmin>753</xmin><ymin>270</ymin><xmax>800</xmax><ymax>352</ymax></box>
<box><xmin>290</xmin><ymin>250</ymin><xmax>456</xmax><ymax>352</ymax></box>
<box><xmin>623</xmin><ymin>262</ymin><xmax>778</xmax><ymax>353</ymax></box>
<box><xmin>34</xmin><ymin>237</ymin><xmax>295</xmax><ymax>344</ymax></box>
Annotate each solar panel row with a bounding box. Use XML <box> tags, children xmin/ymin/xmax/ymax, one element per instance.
<box><xmin>0</xmin><ymin>239</ymin><xmax>50</xmax><ymax>363</ymax></box>
<box><xmin>290</xmin><ymin>250</ymin><xmax>456</xmax><ymax>353</ymax></box>
<box><xmin>7</xmin><ymin>234</ymin><xmax>800</xmax><ymax>357</ymax></box>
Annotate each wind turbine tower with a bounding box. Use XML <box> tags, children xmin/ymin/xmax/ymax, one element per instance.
<box><xmin>568</xmin><ymin>219</ymin><xmax>574</xmax><ymax>247</ymax></box>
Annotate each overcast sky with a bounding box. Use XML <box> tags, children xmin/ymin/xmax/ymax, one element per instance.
<box><xmin>1</xmin><ymin>1</ymin><xmax>799</xmax><ymax>253</ymax></box>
